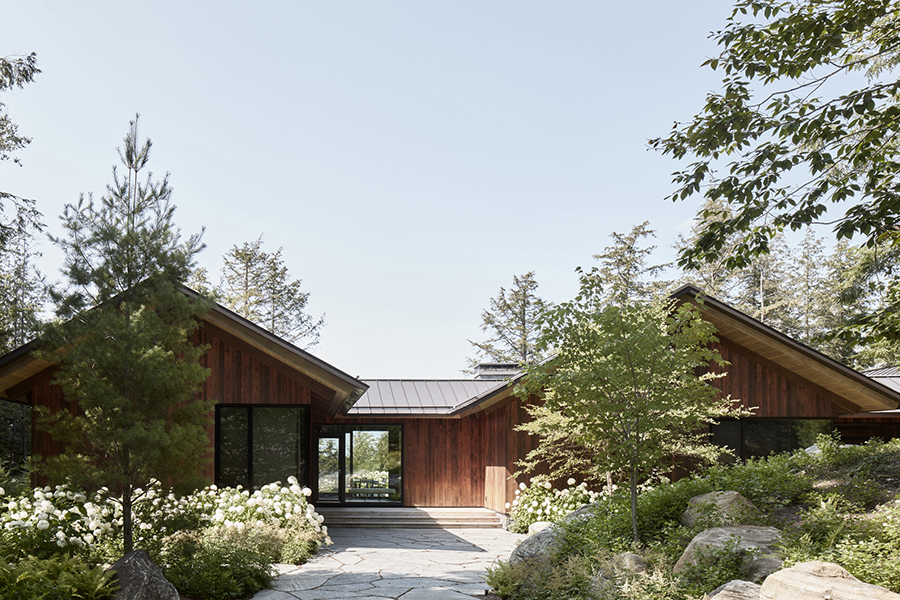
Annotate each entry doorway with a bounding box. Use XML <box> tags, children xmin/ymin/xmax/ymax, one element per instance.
<box><xmin>314</xmin><ymin>425</ymin><xmax>402</xmax><ymax>505</ymax></box>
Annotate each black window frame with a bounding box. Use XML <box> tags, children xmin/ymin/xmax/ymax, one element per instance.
<box><xmin>214</xmin><ymin>404</ymin><xmax>311</xmax><ymax>490</ymax></box>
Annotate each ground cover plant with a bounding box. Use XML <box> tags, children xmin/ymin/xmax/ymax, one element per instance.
<box><xmin>0</xmin><ymin>474</ymin><xmax>328</xmax><ymax>600</ymax></box>
<box><xmin>487</xmin><ymin>434</ymin><xmax>900</xmax><ymax>599</ymax></box>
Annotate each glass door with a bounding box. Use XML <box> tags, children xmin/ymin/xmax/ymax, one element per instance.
<box><xmin>315</xmin><ymin>425</ymin><xmax>402</xmax><ymax>505</ymax></box>
<box><xmin>316</xmin><ymin>435</ymin><xmax>342</xmax><ymax>503</ymax></box>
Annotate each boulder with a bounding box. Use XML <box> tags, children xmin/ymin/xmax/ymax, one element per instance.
<box><xmin>682</xmin><ymin>491</ymin><xmax>761</xmax><ymax>528</ymax></box>
<box><xmin>528</xmin><ymin>520</ymin><xmax>553</xmax><ymax>535</ymax></box>
<box><xmin>760</xmin><ymin>561</ymin><xmax>900</xmax><ymax>600</ymax></box>
<box><xmin>509</xmin><ymin>527</ymin><xmax>559</xmax><ymax>565</ymax></box>
<box><xmin>110</xmin><ymin>550</ymin><xmax>179</xmax><ymax>600</ymax></box>
<box><xmin>612</xmin><ymin>552</ymin><xmax>647</xmax><ymax>575</ymax></box>
<box><xmin>558</xmin><ymin>504</ymin><xmax>595</xmax><ymax>526</ymax></box>
<box><xmin>673</xmin><ymin>526</ymin><xmax>782</xmax><ymax>582</ymax></box>
<box><xmin>708</xmin><ymin>580</ymin><xmax>761</xmax><ymax>600</ymax></box>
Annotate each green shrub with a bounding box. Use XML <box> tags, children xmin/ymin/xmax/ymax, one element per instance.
<box><xmin>279</xmin><ymin>519</ymin><xmax>322</xmax><ymax>564</ymax></box>
<box><xmin>0</xmin><ymin>554</ymin><xmax>118</xmax><ymax>600</ymax></box>
<box><xmin>161</xmin><ymin>526</ymin><xmax>279</xmax><ymax>600</ymax></box>
<box><xmin>677</xmin><ymin>536</ymin><xmax>748</xmax><ymax>597</ymax></box>
<box><xmin>703</xmin><ymin>453</ymin><xmax>811</xmax><ymax>512</ymax></box>
<box><xmin>484</xmin><ymin>559</ymin><xmax>546</xmax><ymax>599</ymax></box>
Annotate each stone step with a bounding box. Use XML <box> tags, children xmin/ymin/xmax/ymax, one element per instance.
<box><xmin>315</xmin><ymin>507</ymin><xmax>504</xmax><ymax>529</ymax></box>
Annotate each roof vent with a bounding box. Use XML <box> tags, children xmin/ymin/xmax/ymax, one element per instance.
<box><xmin>474</xmin><ymin>362</ymin><xmax>521</xmax><ymax>381</ymax></box>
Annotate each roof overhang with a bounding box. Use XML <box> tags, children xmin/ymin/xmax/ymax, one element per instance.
<box><xmin>0</xmin><ymin>290</ymin><xmax>368</xmax><ymax>416</ymax></box>
<box><xmin>672</xmin><ymin>284</ymin><xmax>900</xmax><ymax>413</ymax></box>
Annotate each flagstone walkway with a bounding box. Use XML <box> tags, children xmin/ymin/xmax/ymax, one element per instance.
<box><xmin>251</xmin><ymin>527</ymin><xmax>526</xmax><ymax>600</ymax></box>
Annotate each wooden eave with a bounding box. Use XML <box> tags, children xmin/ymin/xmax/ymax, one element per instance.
<box><xmin>198</xmin><ymin>301</ymin><xmax>366</xmax><ymax>417</ymax></box>
<box><xmin>0</xmin><ymin>341</ymin><xmax>49</xmax><ymax>401</ymax></box>
<box><xmin>673</xmin><ymin>284</ymin><xmax>900</xmax><ymax>413</ymax></box>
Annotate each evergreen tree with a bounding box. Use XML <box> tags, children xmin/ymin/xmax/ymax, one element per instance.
<box><xmin>466</xmin><ymin>271</ymin><xmax>549</xmax><ymax>371</ymax></box>
<box><xmin>592</xmin><ymin>222</ymin><xmax>670</xmax><ymax>304</ymax></box>
<box><xmin>0</xmin><ymin>226</ymin><xmax>46</xmax><ymax>350</ymax></box>
<box><xmin>675</xmin><ymin>198</ymin><xmax>744</xmax><ymax>303</ymax></box>
<box><xmin>218</xmin><ymin>236</ymin><xmax>324</xmax><ymax>348</ymax></box>
<box><xmin>786</xmin><ymin>229</ymin><xmax>828</xmax><ymax>346</ymax></box>
<box><xmin>36</xmin><ymin>117</ymin><xmax>212</xmax><ymax>554</ymax></box>
<box><xmin>731</xmin><ymin>233</ymin><xmax>793</xmax><ymax>331</ymax></box>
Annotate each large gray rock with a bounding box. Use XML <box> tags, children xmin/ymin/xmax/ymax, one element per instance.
<box><xmin>509</xmin><ymin>527</ymin><xmax>559</xmax><ymax>565</ymax></box>
<box><xmin>528</xmin><ymin>520</ymin><xmax>552</xmax><ymax>535</ymax></box>
<box><xmin>760</xmin><ymin>561</ymin><xmax>900</xmax><ymax>600</ymax></box>
<box><xmin>682</xmin><ymin>491</ymin><xmax>761</xmax><ymax>528</ymax></box>
<box><xmin>708</xmin><ymin>580</ymin><xmax>762</xmax><ymax>600</ymax></box>
<box><xmin>110</xmin><ymin>549</ymin><xmax>179</xmax><ymax>600</ymax></box>
<box><xmin>612</xmin><ymin>552</ymin><xmax>648</xmax><ymax>575</ymax></box>
<box><xmin>674</xmin><ymin>526</ymin><xmax>782</xmax><ymax>582</ymax></box>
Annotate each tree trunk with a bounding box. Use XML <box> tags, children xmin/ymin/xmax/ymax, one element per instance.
<box><xmin>123</xmin><ymin>479</ymin><xmax>133</xmax><ymax>554</ymax></box>
<box><xmin>629</xmin><ymin>469</ymin><xmax>640</xmax><ymax>545</ymax></box>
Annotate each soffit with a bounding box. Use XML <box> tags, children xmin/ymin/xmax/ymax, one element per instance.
<box><xmin>673</xmin><ymin>285</ymin><xmax>900</xmax><ymax>413</ymax></box>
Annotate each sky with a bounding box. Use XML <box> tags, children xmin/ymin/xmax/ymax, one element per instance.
<box><xmin>3</xmin><ymin>1</ymin><xmax>735</xmax><ymax>379</ymax></box>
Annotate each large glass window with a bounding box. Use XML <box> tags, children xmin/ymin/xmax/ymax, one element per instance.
<box><xmin>216</xmin><ymin>406</ymin><xmax>310</xmax><ymax>489</ymax></box>
<box><xmin>710</xmin><ymin>418</ymin><xmax>833</xmax><ymax>460</ymax></box>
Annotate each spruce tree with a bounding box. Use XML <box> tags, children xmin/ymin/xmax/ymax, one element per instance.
<box><xmin>219</xmin><ymin>235</ymin><xmax>324</xmax><ymax>348</ymax></box>
<box><xmin>466</xmin><ymin>271</ymin><xmax>549</xmax><ymax>371</ymax></box>
<box><xmin>592</xmin><ymin>222</ymin><xmax>671</xmax><ymax>304</ymax></box>
<box><xmin>36</xmin><ymin>116</ymin><xmax>212</xmax><ymax>554</ymax></box>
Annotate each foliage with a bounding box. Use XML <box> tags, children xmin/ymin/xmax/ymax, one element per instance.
<box><xmin>677</xmin><ymin>536</ymin><xmax>749</xmax><ymax>597</ymax></box>
<box><xmin>0</xmin><ymin>52</ymin><xmax>41</xmax><ymax>225</ymax></box>
<box><xmin>162</xmin><ymin>526</ymin><xmax>278</xmax><ymax>600</ymax></box>
<box><xmin>0</xmin><ymin>554</ymin><xmax>118</xmax><ymax>600</ymax></box>
<box><xmin>484</xmin><ymin>559</ymin><xmax>541</xmax><ymax>599</ymax></box>
<box><xmin>653</xmin><ymin>0</ymin><xmax>900</xmax><ymax>267</ymax></box>
<box><xmin>507</xmin><ymin>478</ymin><xmax>603</xmax><ymax>534</ymax></box>
<box><xmin>592</xmin><ymin>221</ymin><xmax>670</xmax><ymax>304</ymax></box>
<box><xmin>36</xmin><ymin>116</ymin><xmax>211</xmax><ymax>554</ymax></box>
<box><xmin>218</xmin><ymin>234</ymin><xmax>324</xmax><ymax>348</ymax></box>
<box><xmin>703</xmin><ymin>453</ymin><xmax>812</xmax><ymax>512</ymax></box>
<box><xmin>515</xmin><ymin>273</ymin><xmax>750</xmax><ymax>543</ymax></box>
<box><xmin>0</xmin><ymin>477</ymin><xmax>327</xmax><ymax>598</ymax></box>
<box><xmin>467</xmin><ymin>271</ymin><xmax>549</xmax><ymax>371</ymax></box>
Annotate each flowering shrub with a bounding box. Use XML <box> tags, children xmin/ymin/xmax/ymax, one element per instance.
<box><xmin>0</xmin><ymin>483</ymin><xmax>117</xmax><ymax>559</ymax></box>
<box><xmin>0</xmin><ymin>476</ymin><xmax>328</xmax><ymax>573</ymax></box>
<box><xmin>507</xmin><ymin>477</ymin><xmax>605</xmax><ymax>534</ymax></box>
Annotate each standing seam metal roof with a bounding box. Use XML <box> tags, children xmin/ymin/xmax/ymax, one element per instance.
<box><xmin>350</xmin><ymin>379</ymin><xmax>511</xmax><ymax>415</ymax></box>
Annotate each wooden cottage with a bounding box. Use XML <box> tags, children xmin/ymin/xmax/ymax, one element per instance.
<box><xmin>0</xmin><ymin>285</ymin><xmax>898</xmax><ymax>514</ymax></box>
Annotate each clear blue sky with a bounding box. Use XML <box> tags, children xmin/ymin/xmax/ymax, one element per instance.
<box><xmin>3</xmin><ymin>2</ymin><xmax>733</xmax><ymax>378</ymax></box>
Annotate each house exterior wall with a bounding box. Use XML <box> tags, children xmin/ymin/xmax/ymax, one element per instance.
<box><xmin>709</xmin><ymin>339</ymin><xmax>844</xmax><ymax>418</ymax></box>
<box><xmin>319</xmin><ymin>396</ymin><xmax>538</xmax><ymax>511</ymax></box>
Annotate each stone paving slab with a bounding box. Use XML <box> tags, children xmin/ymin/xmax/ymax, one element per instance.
<box><xmin>251</xmin><ymin>527</ymin><xmax>525</xmax><ymax>600</ymax></box>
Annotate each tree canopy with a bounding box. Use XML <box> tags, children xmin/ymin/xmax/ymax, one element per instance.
<box><xmin>466</xmin><ymin>271</ymin><xmax>549</xmax><ymax>371</ymax></box>
<box><xmin>651</xmin><ymin>0</ymin><xmax>900</xmax><ymax>269</ymax></box>
<box><xmin>515</xmin><ymin>269</ymin><xmax>749</xmax><ymax>544</ymax></box>
<box><xmin>218</xmin><ymin>235</ymin><xmax>324</xmax><ymax>348</ymax></box>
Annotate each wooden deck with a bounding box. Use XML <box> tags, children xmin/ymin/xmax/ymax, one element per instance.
<box><xmin>314</xmin><ymin>507</ymin><xmax>505</xmax><ymax>529</ymax></box>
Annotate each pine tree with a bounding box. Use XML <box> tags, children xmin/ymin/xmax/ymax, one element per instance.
<box><xmin>219</xmin><ymin>236</ymin><xmax>324</xmax><ymax>348</ymax></box>
<box><xmin>36</xmin><ymin>117</ymin><xmax>212</xmax><ymax>554</ymax></box>
<box><xmin>0</xmin><ymin>226</ymin><xmax>46</xmax><ymax>350</ymax></box>
<box><xmin>466</xmin><ymin>271</ymin><xmax>549</xmax><ymax>371</ymax></box>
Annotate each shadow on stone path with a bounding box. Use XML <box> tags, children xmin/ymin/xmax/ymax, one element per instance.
<box><xmin>251</xmin><ymin>527</ymin><xmax>525</xmax><ymax>600</ymax></box>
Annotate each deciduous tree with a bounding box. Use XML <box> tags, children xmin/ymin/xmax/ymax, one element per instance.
<box><xmin>515</xmin><ymin>269</ymin><xmax>749</xmax><ymax>544</ymax></box>
<box><xmin>37</xmin><ymin>117</ymin><xmax>212</xmax><ymax>554</ymax></box>
<box><xmin>653</xmin><ymin>0</ymin><xmax>900</xmax><ymax>268</ymax></box>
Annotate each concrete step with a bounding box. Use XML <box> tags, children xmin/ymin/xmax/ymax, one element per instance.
<box><xmin>315</xmin><ymin>507</ymin><xmax>504</xmax><ymax>529</ymax></box>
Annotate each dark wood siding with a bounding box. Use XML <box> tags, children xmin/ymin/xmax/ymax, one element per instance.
<box><xmin>708</xmin><ymin>340</ymin><xmax>844</xmax><ymax>418</ymax></box>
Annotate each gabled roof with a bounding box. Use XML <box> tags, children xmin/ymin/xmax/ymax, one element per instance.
<box><xmin>672</xmin><ymin>284</ymin><xmax>900</xmax><ymax>413</ymax></box>
<box><xmin>350</xmin><ymin>371</ymin><xmax>525</xmax><ymax>418</ymax></box>
<box><xmin>0</xmin><ymin>287</ymin><xmax>368</xmax><ymax>417</ymax></box>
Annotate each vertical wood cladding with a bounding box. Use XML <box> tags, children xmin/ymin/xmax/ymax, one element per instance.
<box><xmin>707</xmin><ymin>340</ymin><xmax>843</xmax><ymax>419</ymax></box>
<box><xmin>324</xmin><ymin>396</ymin><xmax>536</xmax><ymax>509</ymax></box>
